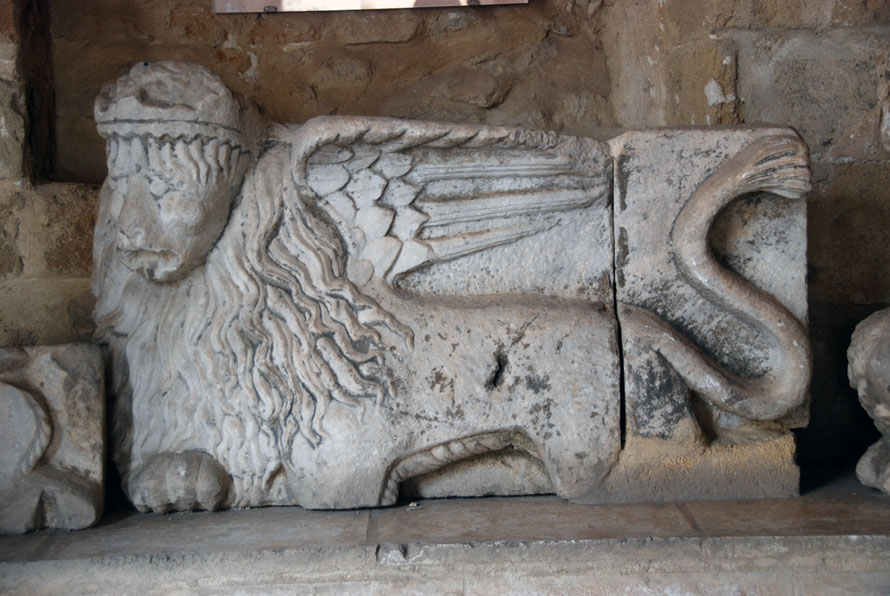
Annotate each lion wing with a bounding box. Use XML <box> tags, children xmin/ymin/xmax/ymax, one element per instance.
<box><xmin>290</xmin><ymin>116</ymin><xmax>610</xmax><ymax>289</ymax></box>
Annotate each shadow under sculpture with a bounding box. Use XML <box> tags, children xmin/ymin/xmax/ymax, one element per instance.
<box><xmin>92</xmin><ymin>62</ymin><xmax>813</xmax><ymax>513</ymax></box>
<box><xmin>849</xmin><ymin>308</ymin><xmax>890</xmax><ymax>493</ymax></box>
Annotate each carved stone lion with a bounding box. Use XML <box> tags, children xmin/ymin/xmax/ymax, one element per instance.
<box><xmin>93</xmin><ymin>62</ymin><xmax>813</xmax><ymax>513</ymax></box>
<box><xmin>93</xmin><ymin>62</ymin><xmax>621</xmax><ymax>511</ymax></box>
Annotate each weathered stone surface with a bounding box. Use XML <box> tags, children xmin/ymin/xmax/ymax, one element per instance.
<box><xmin>403</xmin><ymin>449</ymin><xmax>552</xmax><ymax>499</ymax></box>
<box><xmin>727</xmin><ymin>27</ymin><xmax>890</xmax><ymax>462</ymax></box>
<box><xmin>0</xmin><ymin>182</ymin><xmax>99</xmax><ymax>278</ymax></box>
<box><xmin>0</xmin><ymin>0</ymin><xmax>23</xmax><ymax>179</ymax></box>
<box><xmin>3</xmin><ymin>504</ymin><xmax>890</xmax><ymax>594</ymax></box>
<box><xmin>594</xmin><ymin>434</ymin><xmax>800</xmax><ymax>502</ymax></box>
<box><xmin>849</xmin><ymin>308</ymin><xmax>890</xmax><ymax>493</ymax></box>
<box><xmin>600</xmin><ymin>0</ymin><xmax>670</xmax><ymax>128</ymax></box>
<box><xmin>0</xmin><ymin>344</ymin><xmax>104</xmax><ymax>534</ymax></box>
<box><xmin>0</xmin><ymin>41</ymin><xmax>16</xmax><ymax>82</ymax></box>
<box><xmin>91</xmin><ymin>61</ymin><xmax>816</xmax><ymax>513</ymax></box>
<box><xmin>0</xmin><ymin>182</ymin><xmax>99</xmax><ymax>347</ymax></box>
<box><xmin>51</xmin><ymin>0</ymin><xmax>614</xmax><ymax>183</ymax></box>
<box><xmin>0</xmin><ymin>79</ymin><xmax>24</xmax><ymax>179</ymax></box>
<box><xmin>0</xmin><ymin>1</ymin><xmax>17</xmax><ymax>45</ymax></box>
<box><xmin>409</xmin><ymin>431</ymin><xmax>800</xmax><ymax>502</ymax></box>
<box><xmin>601</xmin><ymin>3</ymin><xmax>741</xmax><ymax>129</ymax></box>
<box><xmin>0</xmin><ymin>277</ymin><xmax>94</xmax><ymax>347</ymax></box>
<box><xmin>93</xmin><ymin>61</ymin><xmax>621</xmax><ymax>512</ymax></box>
<box><xmin>663</xmin><ymin>0</ymin><xmax>890</xmax><ymax>32</ymax></box>
<box><xmin>611</xmin><ymin>127</ymin><xmax>811</xmax><ymax>493</ymax></box>
<box><xmin>734</xmin><ymin>29</ymin><xmax>890</xmax><ymax>164</ymax></box>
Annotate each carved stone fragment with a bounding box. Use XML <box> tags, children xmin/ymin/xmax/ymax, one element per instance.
<box><xmin>609</xmin><ymin>129</ymin><xmax>811</xmax><ymax>499</ymax></box>
<box><xmin>0</xmin><ymin>344</ymin><xmax>104</xmax><ymax>534</ymax></box>
<box><xmin>92</xmin><ymin>61</ymin><xmax>812</xmax><ymax>512</ymax></box>
<box><xmin>849</xmin><ymin>308</ymin><xmax>890</xmax><ymax>493</ymax></box>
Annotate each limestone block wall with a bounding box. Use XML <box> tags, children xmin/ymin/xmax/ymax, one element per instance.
<box><xmin>0</xmin><ymin>1</ymin><xmax>97</xmax><ymax>347</ymax></box>
<box><xmin>1</xmin><ymin>0</ymin><xmax>888</xmax><ymax>462</ymax></box>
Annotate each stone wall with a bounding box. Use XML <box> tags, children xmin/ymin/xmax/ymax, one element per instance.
<box><xmin>0</xmin><ymin>0</ymin><xmax>97</xmax><ymax>347</ymax></box>
<box><xmin>1</xmin><ymin>0</ymin><xmax>888</xmax><ymax>461</ymax></box>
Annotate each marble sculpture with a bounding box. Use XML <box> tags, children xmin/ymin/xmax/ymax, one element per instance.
<box><xmin>849</xmin><ymin>308</ymin><xmax>890</xmax><ymax>493</ymax></box>
<box><xmin>92</xmin><ymin>62</ymin><xmax>813</xmax><ymax>512</ymax></box>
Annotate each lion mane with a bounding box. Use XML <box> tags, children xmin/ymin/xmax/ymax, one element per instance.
<box><xmin>93</xmin><ymin>137</ymin><xmax>411</xmax><ymax>506</ymax></box>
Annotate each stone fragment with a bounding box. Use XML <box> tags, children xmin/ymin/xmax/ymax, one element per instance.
<box><xmin>437</xmin><ymin>69</ymin><xmax>511</xmax><ymax>109</ymax></box>
<box><xmin>428</xmin><ymin>9</ymin><xmax>480</xmax><ymax>36</ymax></box>
<box><xmin>611</xmin><ymin>127</ymin><xmax>812</xmax><ymax>496</ymax></box>
<box><xmin>848</xmin><ymin>308</ymin><xmax>890</xmax><ymax>493</ymax></box>
<box><xmin>0</xmin><ymin>344</ymin><xmax>104</xmax><ymax>533</ymax></box>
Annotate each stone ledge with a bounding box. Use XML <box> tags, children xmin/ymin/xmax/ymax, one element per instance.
<box><xmin>3</xmin><ymin>474</ymin><xmax>890</xmax><ymax>593</ymax></box>
<box><xmin>3</xmin><ymin>534</ymin><xmax>889</xmax><ymax>594</ymax></box>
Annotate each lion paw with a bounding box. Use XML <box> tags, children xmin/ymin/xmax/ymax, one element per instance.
<box><xmin>127</xmin><ymin>451</ymin><xmax>232</xmax><ymax>513</ymax></box>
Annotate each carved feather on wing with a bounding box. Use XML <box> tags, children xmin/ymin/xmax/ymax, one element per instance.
<box><xmin>290</xmin><ymin>116</ymin><xmax>610</xmax><ymax>288</ymax></box>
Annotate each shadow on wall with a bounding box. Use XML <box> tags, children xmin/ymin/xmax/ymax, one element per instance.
<box><xmin>795</xmin><ymin>305</ymin><xmax>883</xmax><ymax>466</ymax></box>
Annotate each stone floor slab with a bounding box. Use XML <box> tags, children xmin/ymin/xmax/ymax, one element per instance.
<box><xmin>36</xmin><ymin>507</ymin><xmax>371</xmax><ymax>561</ymax></box>
<box><xmin>369</xmin><ymin>495</ymin><xmax>697</xmax><ymax>544</ymax></box>
<box><xmin>2</xmin><ymin>472</ymin><xmax>890</xmax><ymax>593</ymax></box>
<box><xmin>685</xmin><ymin>492</ymin><xmax>890</xmax><ymax>538</ymax></box>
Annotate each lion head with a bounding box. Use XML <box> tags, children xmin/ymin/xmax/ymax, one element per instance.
<box><xmin>94</xmin><ymin>61</ymin><xmax>264</xmax><ymax>282</ymax></box>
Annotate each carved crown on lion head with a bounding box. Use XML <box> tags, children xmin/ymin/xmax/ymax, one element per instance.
<box><xmin>94</xmin><ymin>61</ymin><xmax>266</xmax><ymax>282</ymax></box>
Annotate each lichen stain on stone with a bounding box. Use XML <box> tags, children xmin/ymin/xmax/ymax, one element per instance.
<box><xmin>525</xmin><ymin>374</ymin><xmax>552</xmax><ymax>395</ymax></box>
<box><xmin>429</xmin><ymin>367</ymin><xmax>454</xmax><ymax>395</ymax></box>
<box><xmin>444</xmin><ymin>402</ymin><xmax>465</xmax><ymax>420</ymax></box>
<box><xmin>597</xmin><ymin>271</ymin><xmax>612</xmax><ymax>300</ymax></box>
<box><xmin>629</xmin><ymin>358</ymin><xmax>693</xmax><ymax>440</ymax></box>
